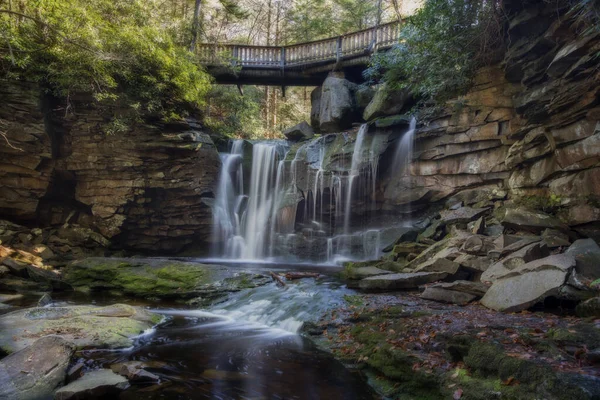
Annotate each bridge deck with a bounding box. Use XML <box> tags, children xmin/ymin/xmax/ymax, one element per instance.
<box><xmin>196</xmin><ymin>21</ymin><xmax>400</xmax><ymax>86</ymax></box>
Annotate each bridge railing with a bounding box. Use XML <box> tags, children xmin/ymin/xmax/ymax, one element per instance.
<box><xmin>196</xmin><ymin>21</ymin><xmax>401</xmax><ymax>69</ymax></box>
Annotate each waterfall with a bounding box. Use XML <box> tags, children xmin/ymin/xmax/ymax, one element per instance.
<box><xmin>390</xmin><ymin>117</ymin><xmax>416</xmax><ymax>176</ymax></box>
<box><xmin>211</xmin><ymin>141</ymin><xmax>244</xmax><ymax>257</ymax></box>
<box><xmin>211</xmin><ymin>141</ymin><xmax>285</xmax><ymax>260</ymax></box>
<box><xmin>210</xmin><ymin>120</ymin><xmax>416</xmax><ymax>264</ymax></box>
<box><xmin>343</xmin><ymin>124</ymin><xmax>368</xmax><ymax>235</ymax></box>
<box><xmin>242</xmin><ymin>144</ymin><xmax>280</xmax><ymax>259</ymax></box>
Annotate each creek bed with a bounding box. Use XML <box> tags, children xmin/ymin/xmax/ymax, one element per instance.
<box><xmin>51</xmin><ymin>262</ymin><xmax>377</xmax><ymax>399</ymax></box>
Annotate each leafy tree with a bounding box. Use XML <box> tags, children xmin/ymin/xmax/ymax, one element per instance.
<box><xmin>364</xmin><ymin>0</ymin><xmax>504</xmax><ymax>114</ymax></box>
<box><xmin>0</xmin><ymin>0</ymin><xmax>213</xmax><ymax>124</ymax></box>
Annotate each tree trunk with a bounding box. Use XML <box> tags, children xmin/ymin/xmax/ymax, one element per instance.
<box><xmin>190</xmin><ymin>0</ymin><xmax>202</xmax><ymax>52</ymax></box>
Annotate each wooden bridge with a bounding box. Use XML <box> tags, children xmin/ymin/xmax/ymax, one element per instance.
<box><xmin>196</xmin><ymin>21</ymin><xmax>401</xmax><ymax>88</ymax></box>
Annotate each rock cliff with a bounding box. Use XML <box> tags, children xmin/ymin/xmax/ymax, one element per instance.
<box><xmin>0</xmin><ymin>81</ymin><xmax>220</xmax><ymax>253</ymax></box>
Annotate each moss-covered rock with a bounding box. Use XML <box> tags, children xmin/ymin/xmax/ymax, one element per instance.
<box><xmin>0</xmin><ymin>304</ymin><xmax>159</xmax><ymax>353</ymax></box>
<box><xmin>63</xmin><ymin>257</ymin><xmax>270</xmax><ymax>301</ymax></box>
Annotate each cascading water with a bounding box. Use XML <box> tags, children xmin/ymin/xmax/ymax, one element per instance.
<box><xmin>391</xmin><ymin>117</ymin><xmax>416</xmax><ymax>176</ymax></box>
<box><xmin>212</xmin><ymin>141</ymin><xmax>286</xmax><ymax>260</ymax></box>
<box><xmin>211</xmin><ymin>120</ymin><xmax>416</xmax><ymax>264</ymax></box>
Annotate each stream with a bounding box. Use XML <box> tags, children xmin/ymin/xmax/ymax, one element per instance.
<box><xmin>50</xmin><ymin>262</ymin><xmax>376</xmax><ymax>400</ymax></box>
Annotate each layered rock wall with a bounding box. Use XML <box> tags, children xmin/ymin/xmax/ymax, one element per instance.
<box><xmin>0</xmin><ymin>81</ymin><xmax>220</xmax><ymax>253</ymax></box>
<box><xmin>380</xmin><ymin>1</ymin><xmax>599</xmax><ymax>238</ymax></box>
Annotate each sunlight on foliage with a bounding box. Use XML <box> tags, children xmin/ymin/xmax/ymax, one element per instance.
<box><xmin>0</xmin><ymin>0</ymin><xmax>212</xmax><ymax>122</ymax></box>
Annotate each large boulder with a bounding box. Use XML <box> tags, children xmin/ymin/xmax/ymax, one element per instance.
<box><xmin>318</xmin><ymin>72</ymin><xmax>358</xmax><ymax>133</ymax></box>
<box><xmin>54</xmin><ymin>369</ymin><xmax>129</xmax><ymax>400</ymax></box>
<box><xmin>363</xmin><ymin>83</ymin><xmax>410</xmax><ymax>121</ymax></box>
<box><xmin>310</xmin><ymin>86</ymin><xmax>322</xmax><ymax>131</ymax></box>
<box><xmin>359</xmin><ymin>271</ymin><xmax>448</xmax><ymax>291</ymax></box>
<box><xmin>0</xmin><ymin>304</ymin><xmax>159</xmax><ymax>353</ymax></box>
<box><xmin>481</xmin><ymin>254</ymin><xmax>576</xmax><ymax>312</ymax></box>
<box><xmin>63</xmin><ymin>257</ymin><xmax>270</xmax><ymax>302</ymax></box>
<box><xmin>565</xmin><ymin>238</ymin><xmax>600</xmax><ymax>281</ymax></box>
<box><xmin>0</xmin><ymin>336</ymin><xmax>74</xmax><ymax>400</ymax></box>
<box><xmin>501</xmin><ymin>208</ymin><xmax>570</xmax><ymax>233</ymax></box>
<box><xmin>283</xmin><ymin>121</ymin><xmax>314</xmax><ymax>142</ymax></box>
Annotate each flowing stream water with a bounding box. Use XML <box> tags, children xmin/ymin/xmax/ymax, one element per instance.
<box><xmin>56</xmin><ymin>265</ymin><xmax>376</xmax><ymax>399</ymax></box>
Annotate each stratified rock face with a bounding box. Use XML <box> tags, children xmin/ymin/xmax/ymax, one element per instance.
<box><xmin>379</xmin><ymin>1</ymin><xmax>600</xmax><ymax>239</ymax></box>
<box><xmin>0</xmin><ymin>336</ymin><xmax>74</xmax><ymax>400</ymax></box>
<box><xmin>0</xmin><ymin>81</ymin><xmax>53</xmax><ymax>220</ymax></box>
<box><xmin>0</xmin><ymin>82</ymin><xmax>220</xmax><ymax>253</ymax></box>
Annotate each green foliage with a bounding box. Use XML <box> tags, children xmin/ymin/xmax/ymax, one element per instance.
<box><xmin>284</xmin><ymin>0</ymin><xmax>334</xmax><ymax>43</ymax></box>
<box><xmin>364</xmin><ymin>0</ymin><xmax>504</xmax><ymax>113</ymax></box>
<box><xmin>204</xmin><ymin>85</ymin><xmax>263</xmax><ymax>138</ymax></box>
<box><xmin>0</xmin><ymin>0</ymin><xmax>212</xmax><ymax>123</ymax></box>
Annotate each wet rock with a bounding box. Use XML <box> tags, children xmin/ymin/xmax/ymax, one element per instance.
<box><xmin>414</xmin><ymin>257</ymin><xmax>460</xmax><ymax>275</ymax></box>
<box><xmin>27</xmin><ymin>265</ymin><xmax>72</xmax><ymax>291</ymax></box>
<box><xmin>55</xmin><ymin>369</ymin><xmax>129</xmax><ymax>400</ymax></box>
<box><xmin>111</xmin><ymin>361</ymin><xmax>160</xmax><ymax>382</ymax></box>
<box><xmin>0</xmin><ymin>304</ymin><xmax>159</xmax><ymax>353</ymax></box>
<box><xmin>440</xmin><ymin>207</ymin><xmax>489</xmax><ymax>225</ymax></box>
<box><xmin>359</xmin><ymin>272</ymin><xmax>448</xmax><ymax>291</ymax></box>
<box><xmin>67</xmin><ymin>362</ymin><xmax>85</xmax><ymax>383</ymax></box>
<box><xmin>481</xmin><ymin>254</ymin><xmax>575</xmax><ymax>312</ymax></box>
<box><xmin>460</xmin><ymin>235</ymin><xmax>495</xmax><ymax>256</ymax></box>
<box><xmin>38</xmin><ymin>293</ymin><xmax>52</xmax><ymax>307</ymax></box>
<box><xmin>0</xmin><ymin>336</ymin><xmax>74</xmax><ymax>400</ymax></box>
<box><xmin>420</xmin><ymin>287</ymin><xmax>477</xmax><ymax>305</ymax></box>
<box><xmin>541</xmin><ymin>229</ymin><xmax>571</xmax><ymax>248</ymax></box>
<box><xmin>0</xmin><ymin>276</ymin><xmax>52</xmax><ymax>293</ymax></box>
<box><xmin>470</xmin><ymin>216</ymin><xmax>485</xmax><ymax>234</ymax></box>
<box><xmin>1</xmin><ymin>257</ymin><xmax>29</xmax><ymax>278</ymax></box>
<box><xmin>576</xmin><ymin>297</ymin><xmax>600</xmax><ymax>318</ymax></box>
<box><xmin>454</xmin><ymin>254</ymin><xmax>492</xmax><ymax>272</ymax></box>
<box><xmin>501</xmin><ymin>208</ymin><xmax>569</xmax><ymax>233</ymax></box>
<box><xmin>430</xmin><ymin>280</ymin><xmax>489</xmax><ymax>297</ymax></box>
<box><xmin>421</xmin><ymin>281</ymin><xmax>488</xmax><ymax>305</ymax></box>
<box><xmin>502</xmin><ymin>241</ymin><xmax>549</xmax><ymax>269</ymax></box>
<box><xmin>483</xmin><ymin>242</ymin><xmax>552</xmax><ymax>282</ymax></box>
<box><xmin>283</xmin><ymin>121</ymin><xmax>314</xmax><ymax>142</ymax></box>
<box><xmin>391</xmin><ymin>242</ymin><xmax>429</xmax><ymax>256</ymax></box>
<box><xmin>498</xmin><ymin>236</ymin><xmax>543</xmax><ymax>257</ymax></box>
<box><xmin>64</xmin><ymin>257</ymin><xmax>270</xmax><ymax>301</ymax></box>
<box><xmin>565</xmin><ymin>239</ymin><xmax>600</xmax><ymax>281</ymax></box>
<box><xmin>344</xmin><ymin>265</ymin><xmax>393</xmax><ymax>280</ymax></box>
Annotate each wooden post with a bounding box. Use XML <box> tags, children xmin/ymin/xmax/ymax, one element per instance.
<box><xmin>232</xmin><ymin>45</ymin><xmax>238</xmax><ymax>67</ymax></box>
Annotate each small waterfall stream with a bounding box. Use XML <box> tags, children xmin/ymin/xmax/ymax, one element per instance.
<box><xmin>211</xmin><ymin>120</ymin><xmax>416</xmax><ymax>263</ymax></box>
